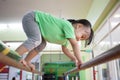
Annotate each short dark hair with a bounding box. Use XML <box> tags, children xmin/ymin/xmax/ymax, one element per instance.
<box><xmin>68</xmin><ymin>19</ymin><xmax>94</xmax><ymax>46</ymax></box>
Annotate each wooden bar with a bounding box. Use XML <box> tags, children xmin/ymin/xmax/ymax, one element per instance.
<box><xmin>0</xmin><ymin>53</ymin><xmax>42</xmax><ymax>75</ymax></box>
<box><xmin>64</xmin><ymin>44</ymin><xmax>120</xmax><ymax>75</ymax></box>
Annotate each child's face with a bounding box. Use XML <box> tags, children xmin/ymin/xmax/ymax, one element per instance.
<box><xmin>75</xmin><ymin>23</ymin><xmax>91</xmax><ymax>41</ymax></box>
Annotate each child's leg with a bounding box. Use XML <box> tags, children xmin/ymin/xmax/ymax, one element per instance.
<box><xmin>24</xmin><ymin>39</ymin><xmax>46</xmax><ymax>70</ymax></box>
<box><xmin>25</xmin><ymin>38</ymin><xmax>46</xmax><ymax>62</ymax></box>
<box><xmin>16</xmin><ymin>11</ymin><xmax>42</xmax><ymax>55</ymax></box>
<box><xmin>16</xmin><ymin>44</ymin><xmax>28</xmax><ymax>56</ymax></box>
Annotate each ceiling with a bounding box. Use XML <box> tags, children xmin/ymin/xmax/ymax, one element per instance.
<box><xmin>0</xmin><ymin>0</ymin><xmax>93</xmax><ymax>23</ymax></box>
<box><xmin>0</xmin><ymin>0</ymin><xmax>95</xmax><ymax>50</ymax></box>
<box><xmin>0</xmin><ymin>0</ymin><xmax>119</xmax><ymax>46</ymax></box>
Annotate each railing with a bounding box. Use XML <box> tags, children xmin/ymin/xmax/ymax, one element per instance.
<box><xmin>64</xmin><ymin>44</ymin><xmax>120</xmax><ymax>76</ymax></box>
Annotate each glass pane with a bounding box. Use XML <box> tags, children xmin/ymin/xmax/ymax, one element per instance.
<box><xmin>110</xmin><ymin>7</ymin><xmax>120</xmax><ymax>29</ymax></box>
<box><xmin>94</xmin><ymin>22</ymin><xmax>109</xmax><ymax>44</ymax></box>
<box><xmin>111</xmin><ymin>24</ymin><xmax>120</xmax><ymax>47</ymax></box>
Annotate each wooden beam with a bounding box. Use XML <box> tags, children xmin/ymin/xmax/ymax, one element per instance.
<box><xmin>0</xmin><ymin>53</ymin><xmax>42</xmax><ymax>75</ymax></box>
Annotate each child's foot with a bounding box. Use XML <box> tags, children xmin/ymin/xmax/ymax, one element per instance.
<box><xmin>19</xmin><ymin>59</ymin><xmax>28</xmax><ymax>67</ymax></box>
<box><xmin>27</xmin><ymin>62</ymin><xmax>35</xmax><ymax>71</ymax></box>
<box><xmin>19</xmin><ymin>59</ymin><xmax>35</xmax><ymax>71</ymax></box>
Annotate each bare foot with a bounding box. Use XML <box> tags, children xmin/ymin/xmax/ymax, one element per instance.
<box><xmin>27</xmin><ymin>62</ymin><xmax>35</xmax><ymax>71</ymax></box>
<box><xmin>19</xmin><ymin>59</ymin><xmax>35</xmax><ymax>71</ymax></box>
<box><xmin>19</xmin><ymin>59</ymin><xmax>28</xmax><ymax>67</ymax></box>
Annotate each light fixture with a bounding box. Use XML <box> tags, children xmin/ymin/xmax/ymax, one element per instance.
<box><xmin>113</xmin><ymin>14</ymin><xmax>120</xmax><ymax>18</ymax></box>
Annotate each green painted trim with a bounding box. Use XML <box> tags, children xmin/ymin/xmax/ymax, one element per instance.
<box><xmin>93</xmin><ymin>0</ymin><xmax>119</xmax><ymax>31</ymax></box>
<box><xmin>80</xmin><ymin>70</ymin><xmax>86</xmax><ymax>80</ymax></box>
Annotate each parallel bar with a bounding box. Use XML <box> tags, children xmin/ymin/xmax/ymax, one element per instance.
<box><xmin>64</xmin><ymin>44</ymin><xmax>120</xmax><ymax>75</ymax></box>
<box><xmin>0</xmin><ymin>53</ymin><xmax>42</xmax><ymax>75</ymax></box>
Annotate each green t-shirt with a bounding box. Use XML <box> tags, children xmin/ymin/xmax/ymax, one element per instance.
<box><xmin>35</xmin><ymin>11</ymin><xmax>75</xmax><ymax>46</ymax></box>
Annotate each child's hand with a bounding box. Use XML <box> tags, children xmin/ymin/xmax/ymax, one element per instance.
<box><xmin>74</xmin><ymin>59</ymin><xmax>82</xmax><ymax>69</ymax></box>
<box><xmin>77</xmin><ymin>60</ymin><xmax>82</xmax><ymax>69</ymax></box>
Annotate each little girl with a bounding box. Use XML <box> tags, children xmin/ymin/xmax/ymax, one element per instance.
<box><xmin>16</xmin><ymin>11</ymin><xmax>94</xmax><ymax>71</ymax></box>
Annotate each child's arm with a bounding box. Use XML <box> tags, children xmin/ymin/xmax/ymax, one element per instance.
<box><xmin>62</xmin><ymin>45</ymin><xmax>77</xmax><ymax>62</ymax></box>
<box><xmin>68</xmin><ymin>38</ymin><xmax>82</xmax><ymax>65</ymax></box>
<box><xmin>62</xmin><ymin>45</ymin><xmax>80</xmax><ymax>67</ymax></box>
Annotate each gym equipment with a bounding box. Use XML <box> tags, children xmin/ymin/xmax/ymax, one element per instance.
<box><xmin>0</xmin><ymin>41</ymin><xmax>41</xmax><ymax>75</ymax></box>
<box><xmin>0</xmin><ymin>41</ymin><xmax>21</xmax><ymax>72</ymax></box>
<box><xmin>42</xmin><ymin>62</ymin><xmax>79</xmax><ymax>80</ymax></box>
<box><xmin>64</xmin><ymin>44</ymin><xmax>120</xmax><ymax>76</ymax></box>
<box><xmin>0</xmin><ymin>53</ymin><xmax>41</xmax><ymax>75</ymax></box>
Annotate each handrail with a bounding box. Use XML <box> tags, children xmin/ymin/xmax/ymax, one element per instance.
<box><xmin>0</xmin><ymin>53</ymin><xmax>42</xmax><ymax>75</ymax></box>
<box><xmin>64</xmin><ymin>44</ymin><xmax>120</xmax><ymax>76</ymax></box>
